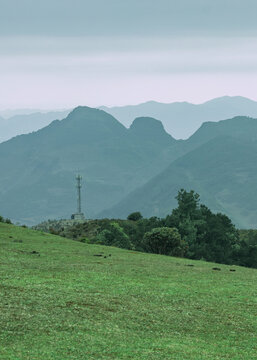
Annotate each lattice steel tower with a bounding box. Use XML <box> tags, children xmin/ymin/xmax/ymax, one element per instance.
<box><xmin>71</xmin><ymin>174</ymin><xmax>85</xmax><ymax>220</ymax></box>
<box><xmin>76</xmin><ymin>174</ymin><xmax>82</xmax><ymax>214</ymax></box>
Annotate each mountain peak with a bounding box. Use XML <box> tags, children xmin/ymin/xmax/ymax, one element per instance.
<box><xmin>203</xmin><ymin>96</ymin><xmax>256</xmax><ymax>105</ymax></box>
<box><xmin>130</xmin><ymin>116</ymin><xmax>164</xmax><ymax>128</ymax></box>
<box><xmin>188</xmin><ymin>116</ymin><xmax>257</xmax><ymax>146</ymax></box>
<box><xmin>129</xmin><ymin>117</ymin><xmax>174</xmax><ymax>143</ymax></box>
<box><xmin>67</xmin><ymin>106</ymin><xmax>104</xmax><ymax>119</ymax></box>
<box><xmin>63</xmin><ymin>105</ymin><xmax>126</xmax><ymax>131</ymax></box>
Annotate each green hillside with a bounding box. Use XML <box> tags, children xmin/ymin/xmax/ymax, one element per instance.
<box><xmin>0</xmin><ymin>223</ymin><xmax>256</xmax><ymax>359</ymax></box>
<box><xmin>101</xmin><ymin>117</ymin><xmax>257</xmax><ymax>228</ymax></box>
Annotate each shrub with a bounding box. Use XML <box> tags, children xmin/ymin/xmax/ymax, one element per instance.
<box><xmin>94</xmin><ymin>222</ymin><xmax>131</xmax><ymax>249</ymax></box>
<box><xmin>142</xmin><ymin>227</ymin><xmax>184</xmax><ymax>256</ymax></box>
<box><xmin>49</xmin><ymin>227</ymin><xmax>60</xmax><ymax>235</ymax></box>
<box><xmin>127</xmin><ymin>212</ymin><xmax>143</xmax><ymax>221</ymax></box>
<box><xmin>80</xmin><ymin>237</ymin><xmax>90</xmax><ymax>244</ymax></box>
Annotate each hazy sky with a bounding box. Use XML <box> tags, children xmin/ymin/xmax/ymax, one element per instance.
<box><xmin>1</xmin><ymin>0</ymin><xmax>257</xmax><ymax>109</ymax></box>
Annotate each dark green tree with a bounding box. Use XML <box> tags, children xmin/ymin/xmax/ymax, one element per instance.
<box><xmin>165</xmin><ymin>189</ymin><xmax>201</xmax><ymax>250</ymax></box>
<box><xmin>95</xmin><ymin>222</ymin><xmax>131</xmax><ymax>249</ymax></box>
<box><xmin>127</xmin><ymin>212</ymin><xmax>143</xmax><ymax>221</ymax></box>
<box><xmin>165</xmin><ymin>190</ymin><xmax>239</xmax><ymax>264</ymax></box>
<box><xmin>191</xmin><ymin>205</ymin><xmax>239</xmax><ymax>263</ymax></box>
<box><xmin>142</xmin><ymin>227</ymin><xmax>184</xmax><ymax>256</ymax></box>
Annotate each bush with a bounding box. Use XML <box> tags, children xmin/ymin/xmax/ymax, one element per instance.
<box><xmin>49</xmin><ymin>227</ymin><xmax>60</xmax><ymax>235</ymax></box>
<box><xmin>142</xmin><ymin>227</ymin><xmax>184</xmax><ymax>256</ymax></box>
<box><xmin>0</xmin><ymin>217</ymin><xmax>12</xmax><ymax>224</ymax></box>
<box><xmin>80</xmin><ymin>237</ymin><xmax>90</xmax><ymax>244</ymax></box>
<box><xmin>127</xmin><ymin>212</ymin><xmax>143</xmax><ymax>221</ymax></box>
<box><xmin>94</xmin><ymin>222</ymin><xmax>132</xmax><ymax>249</ymax></box>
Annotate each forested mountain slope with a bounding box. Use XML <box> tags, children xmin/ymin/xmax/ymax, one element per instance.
<box><xmin>100</xmin><ymin>117</ymin><xmax>257</xmax><ymax>228</ymax></box>
<box><xmin>0</xmin><ymin>107</ymin><xmax>176</xmax><ymax>224</ymax></box>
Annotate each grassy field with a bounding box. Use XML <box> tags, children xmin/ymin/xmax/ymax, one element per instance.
<box><xmin>0</xmin><ymin>223</ymin><xmax>256</xmax><ymax>360</ymax></box>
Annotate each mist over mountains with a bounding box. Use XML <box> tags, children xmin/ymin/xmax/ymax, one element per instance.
<box><xmin>0</xmin><ymin>107</ymin><xmax>176</xmax><ymax>224</ymax></box>
<box><xmin>0</xmin><ymin>110</ymin><xmax>70</xmax><ymax>143</ymax></box>
<box><xmin>102</xmin><ymin>96</ymin><xmax>257</xmax><ymax>139</ymax></box>
<box><xmin>0</xmin><ymin>102</ymin><xmax>257</xmax><ymax>228</ymax></box>
<box><xmin>2</xmin><ymin>96</ymin><xmax>257</xmax><ymax>144</ymax></box>
<box><xmin>101</xmin><ymin>117</ymin><xmax>257</xmax><ymax>228</ymax></box>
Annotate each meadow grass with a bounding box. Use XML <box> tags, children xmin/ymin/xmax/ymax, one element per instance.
<box><xmin>0</xmin><ymin>223</ymin><xmax>256</xmax><ymax>359</ymax></box>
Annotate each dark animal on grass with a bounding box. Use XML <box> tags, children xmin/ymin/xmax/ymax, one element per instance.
<box><xmin>30</xmin><ymin>251</ymin><xmax>40</xmax><ymax>255</ymax></box>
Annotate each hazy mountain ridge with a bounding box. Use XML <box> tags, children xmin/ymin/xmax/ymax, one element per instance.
<box><xmin>101</xmin><ymin>96</ymin><xmax>257</xmax><ymax>139</ymax></box>
<box><xmin>0</xmin><ymin>107</ymin><xmax>176</xmax><ymax>225</ymax></box>
<box><xmin>0</xmin><ymin>110</ymin><xmax>70</xmax><ymax>143</ymax></box>
<box><xmin>2</xmin><ymin>96</ymin><xmax>257</xmax><ymax>143</ymax></box>
<box><xmin>1</xmin><ymin>106</ymin><xmax>257</xmax><ymax>228</ymax></box>
<box><xmin>100</xmin><ymin>116</ymin><xmax>257</xmax><ymax>228</ymax></box>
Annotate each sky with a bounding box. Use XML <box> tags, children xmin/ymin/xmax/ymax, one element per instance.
<box><xmin>1</xmin><ymin>0</ymin><xmax>257</xmax><ymax>109</ymax></box>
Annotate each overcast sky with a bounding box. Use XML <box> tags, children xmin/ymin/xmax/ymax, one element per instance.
<box><xmin>1</xmin><ymin>0</ymin><xmax>257</xmax><ymax>109</ymax></box>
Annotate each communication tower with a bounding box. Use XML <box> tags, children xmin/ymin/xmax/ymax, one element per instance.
<box><xmin>71</xmin><ymin>174</ymin><xmax>85</xmax><ymax>221</ymax></box>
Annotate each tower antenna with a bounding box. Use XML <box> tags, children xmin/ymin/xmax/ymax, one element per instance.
<box><xmin>71</xmin><ymin>174</ymin><xmax>85</xmax><ymax>221</ymax></box>
<box><xmin>76</xmin><ymin>174</ymin><xmax>82</xmax><ymax>214</ymax></box>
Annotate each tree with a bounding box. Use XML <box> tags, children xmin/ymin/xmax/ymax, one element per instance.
<box><xmin>127</xmin><ymin>212</ymin><xmax>143</xmax><ymax>221</ymax></box>
<box><xmin>120</xmin><ymin>216</ymin><xmax>164</xmax><ymax>251</ymax></box>
<box><xmin>95</xmin><ymin>222</ymin><xmax>131</xmax><ymax>249</ymax></box>
<box><xmin>165</xmin><ymin>189</ymin><xmax>201</xmax><ymax>249</ymax></box>
<box><xmin>0</xmin><ymin>216</ymin><xmax>12</xmax><ymax>224</ymax></box>
<box><xmin>142</xmin><ymin>227</ymin><xmax>184</xmax><ymax>256</ymax></box>
<box><xmin>165</xmin><ymin>190</ymin><xmax>239</xmax><ymax>264</ymax></box>
<box><xmin>189</xmin><ymin>206</ymin><xmax>239</xmax><ymax>263</ymax></box>
<box><xmin>174</xmin><ymin>189</ymin><xmax>200</xmax><ymax>220</ymax></box>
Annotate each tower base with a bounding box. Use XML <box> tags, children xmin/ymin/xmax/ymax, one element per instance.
<box><xmin>71</xmin><ymin>213</ymin><xmax>85</xmax><ymax>221</ymax></box>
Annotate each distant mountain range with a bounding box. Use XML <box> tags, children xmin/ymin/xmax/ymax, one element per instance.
<box><xmin>100</xmin><ymin>116</ymin><xmax>257</xmax><ymax>228</ymax></box>
<box><xmin>2</xmin><ymin>96</ymin><xmax>257</xmax><ymax>143</ymax></box>
<box><xmin>101</xmin><ymin>96</ymin><xmax>257</xmax><ymax>139</ymax></box>
<box><xmin>0</xmin><ymin>110</ymin><xmax>70</xmax><ymax>143</ymax></box>
<box><xmin>0</xmin><ymin>107</ymin><xmax>176</xmax><ymax>225</ymax></box>
<box><xmin>1</xmin><ymin>104</ymin><xmax>257</xmax><ymax>228</ymax></box>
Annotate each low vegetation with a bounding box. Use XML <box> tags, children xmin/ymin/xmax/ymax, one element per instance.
<box><xmin>0</xmin><ymin>222</ymin><xmax>256</xmax><ymax>359</ymax></box>
<box><xmin>0</xmin><ymin>215</ymin><xmax>12</xmax><ymax>224</ymax></box>
<box><xmin>37</xmin><ymin>190</ymin><xmax>257</xmax><ymax>269</ymax></box>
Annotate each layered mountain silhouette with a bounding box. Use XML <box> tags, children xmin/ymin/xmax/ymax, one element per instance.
<box><xmin>2</xmin><ymin>96</ymin><xmax>257</xmax><ymax>143</ymax></box>
<box><xmin>0</xmin><ymin>107</ymin><xmax>175</xmax><ymax>224</ymax></box>
<box><xmin>0</xmin><ymin>110</ymin><xmax>70</xmax><ymax>143</ymax></box>
<box><xmin>101</xmin><ymin>96</ymin><xmax>257</xmax><ymax>139</ymax></box>
<box><xmin>100</xmin><ymin>116</ymin><xmax>257</xmax><ymax>228</ymax></box>
<box><xmin>1</xmin><ymin>105</ymin><xmax>257</xmax><ymax>228</ymax></box>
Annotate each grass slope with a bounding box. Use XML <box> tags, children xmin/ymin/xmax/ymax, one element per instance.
<box><xmin>0</xmin><ymin>223</ymin><xmax>256</xmax><ymax>359</ymax></box>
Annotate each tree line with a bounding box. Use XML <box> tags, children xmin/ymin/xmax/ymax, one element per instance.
<box><xmin>0</xmin><ymin>215</ymin><xmax>12</xmax><ymax>224</ymax></box>
<box><xmin>57</xmin><ymin>189</ymin><xmax>257</xmax><ymax>268</ymax></box>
